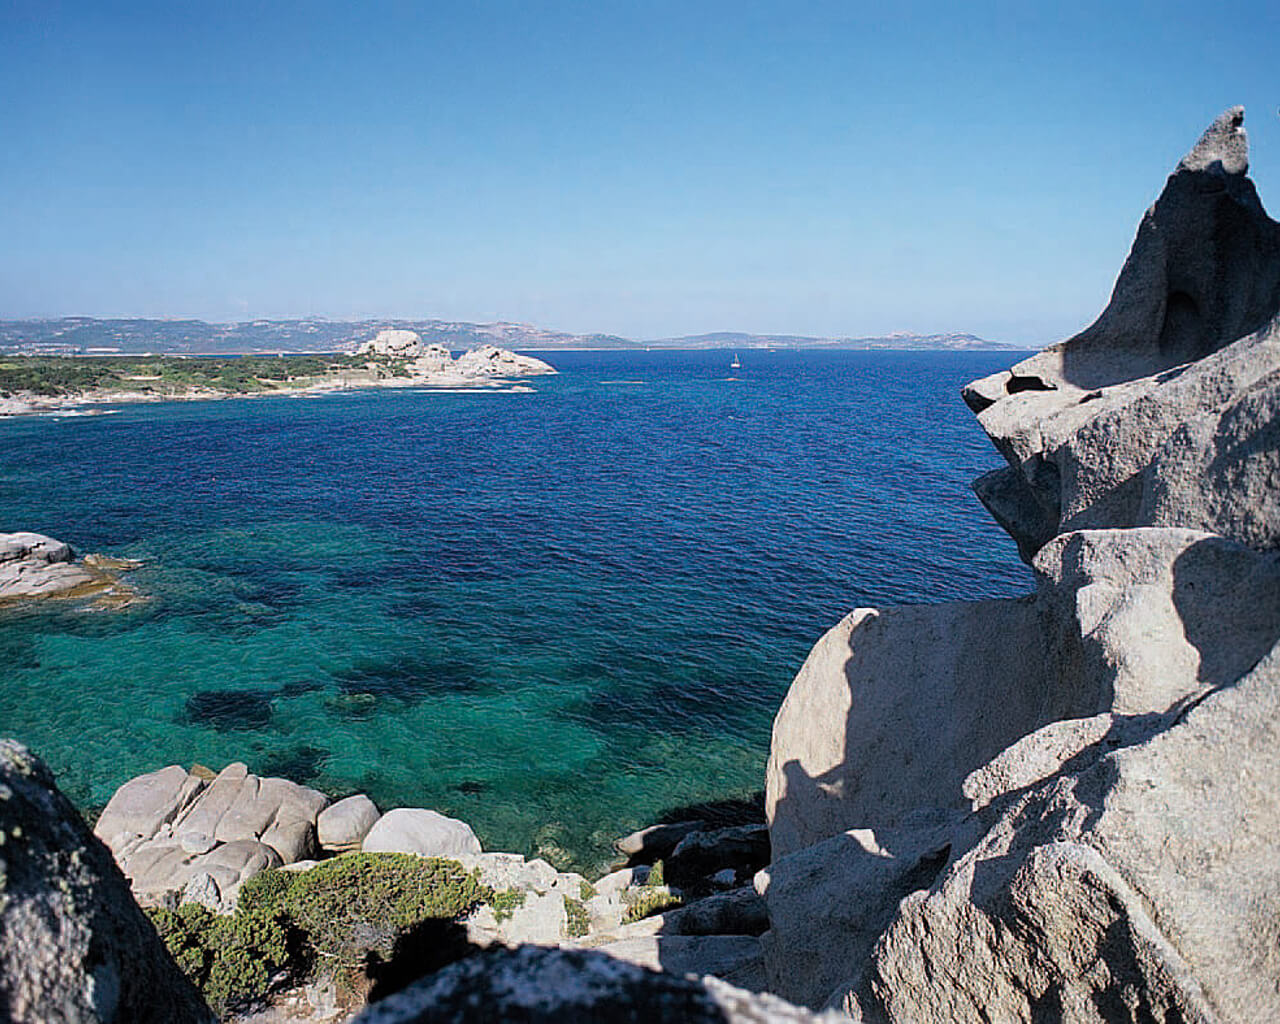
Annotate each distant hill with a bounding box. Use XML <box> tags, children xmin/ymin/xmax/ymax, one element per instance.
<box><xmin>0</xmin><ymin>318</ymin><xmax>1020</xmax><ymax>355</ymax></box>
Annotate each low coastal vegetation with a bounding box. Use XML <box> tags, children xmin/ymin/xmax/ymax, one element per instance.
<box><xmin>148</xmin><ymin>853</ymin><xmax>493</xmax><ymax>1013</ymax></box>
<box><xmin>0</xmin><ymin>353</ymin><xmax>365</xmax><ymax>397</ymax></box>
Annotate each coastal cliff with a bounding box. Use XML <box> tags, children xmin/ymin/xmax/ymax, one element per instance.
<box><xmin>760</xmin><ymin>106</ymin><xmax>1280</xmax><ymax>1021</ymax></box>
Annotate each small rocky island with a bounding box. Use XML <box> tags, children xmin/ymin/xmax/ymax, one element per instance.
<box><xmin>0</xmin><ymin>329</ymin><xmax>556</xmax><ymax>417</ymax></box>
<box><xmin>2</xmin><ymin>106</ymin><xmax>1279</xmax><ymax>1022</ymax></box>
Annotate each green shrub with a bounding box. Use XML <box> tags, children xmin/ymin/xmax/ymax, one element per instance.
<box><xmin>240</xmin><ymin>854</ymin><xmax>491</xmax><ymax>971</ymax></box>
<box><xmin>646</xmin><ymin>859</ymin><xmax>664</xmax><ymax>888</ymax></box>
<box><xmin>489</xmin><ymin>887</ymin><xmax>527</xmax><ymax>923</ymax></box>
<box><xmin>579</xmin><ymin>879</ymin><xmax>597</xmax><ymax>901</ymax></box>
<box><xmin>563</xmin><ymin>896</ymin><xmax>590</xmax><ymax>938</ymax></box>
<box><xmin>150</xmin><ymin>854</ymin><xmax>492</xmax><ymax>1009</ymax></box>
<box><xmin>146</xmin><ymin>901</ymin><xmax>290</xmax><ymax>1014</ymax></box>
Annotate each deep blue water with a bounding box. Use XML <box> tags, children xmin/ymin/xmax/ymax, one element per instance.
<box><xmin>0</xmin><ymin>349</ymin><xmax>1030</xmax><ymax>871</ymax></box>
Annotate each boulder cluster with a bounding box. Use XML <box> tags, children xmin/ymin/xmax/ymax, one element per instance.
<box><xmin>760</xmin><ymin>105</ymin><xmax>1280</xmax><ymax>1022</ymax></box>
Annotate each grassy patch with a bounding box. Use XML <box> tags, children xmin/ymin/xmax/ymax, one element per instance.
<box><xmin>621</xmin><ymin>887</ymin><xmax>683</xmax><ymax>924</ymax></box>
<box><xmin>0</xmin><ymin>353</ymin><xmax>366</xmax><ymax>397</ymax></box>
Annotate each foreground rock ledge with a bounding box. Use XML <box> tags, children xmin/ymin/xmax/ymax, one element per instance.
<box><xmin>0</xmin><ymin>740</ymin><xmax>214</xmax><ymax>1023</ymax></box>
<box><xmin>351</xmin><ymin>944</ymin><xmax>841</xmax><ymax>1024</ymax></box>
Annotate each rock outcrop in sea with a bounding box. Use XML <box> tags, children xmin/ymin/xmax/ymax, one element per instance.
<box><xmin>0</xmin><ymin>531</ymin><xmax>140</xmax><ymax>606</ymax></box>
<box><xmin>760</xmin><ymin>106</ymin><xmax>1280</xmax><ymax>1021</ymax></box>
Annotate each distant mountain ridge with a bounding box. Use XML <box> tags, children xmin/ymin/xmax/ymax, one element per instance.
<box><xmin>0</xmin><ymin>317</ymin><xmax>1020</xmax><ymax>354</ymax></box>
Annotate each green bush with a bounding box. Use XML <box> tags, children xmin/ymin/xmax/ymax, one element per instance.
<box><xmin>489</xmin><ymin>887</ymin><xmax>527</xmax><ymax>923</ymax></box>
<box><xmin>646</xmin><ymin>859</ymin><xmax>665</xmax><ymax>888</ymax></box>
<box><xmin>146</xmin><ymin>901</ymin><xmax>290</xmax><ymax>1014</ymax></box>
<box><xmin>150</xmin><ymin>854</ymin><xmax>492</xmax><ymax>1010</ymax></box>
<box><xmin>240</xmin><ymin>854</ymin><xmax>491</xmax><ymax>971</ymax></box>
<box><xmin>579</xmin><ymin>879</ymin><xmax>597</xmax><ymax>901</ymax></box>
<box><xmin>563</xmin><ymin>896</ymin><xmax>590</xmax><ymax>938</ymax></box>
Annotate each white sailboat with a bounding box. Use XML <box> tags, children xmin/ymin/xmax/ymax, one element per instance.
<box><xmin>730</xmin><ymin>352</ymin><xmax>741</xmax><ymax>370</ymax></box>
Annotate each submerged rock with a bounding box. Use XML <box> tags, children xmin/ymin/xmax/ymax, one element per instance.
<box><xmin>0</xmin><ymin>739</ymin><xmax>214</xmax><ymax>1022</ymax></box>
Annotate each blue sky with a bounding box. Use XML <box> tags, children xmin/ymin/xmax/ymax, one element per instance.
<box><xmin>1</xmin><ymin>1</ymin><xmax>1277</xmax><ymax>344</ymax></box>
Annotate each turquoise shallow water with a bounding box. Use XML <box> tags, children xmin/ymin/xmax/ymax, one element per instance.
<box><xmin>0</xmin><ymin>349</ymin><xmax>1030</xmax><ymax>871</ymax></box>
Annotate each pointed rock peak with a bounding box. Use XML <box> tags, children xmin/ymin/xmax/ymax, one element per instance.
<box><xmin>1178</xmin><ymin>105</ymin><xmax>1248</xmax><ymax>175</ymax></box>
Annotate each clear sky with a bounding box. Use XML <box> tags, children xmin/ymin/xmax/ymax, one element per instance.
<box><xmin>2</xmin><ymin>1</ymin><xmax>1277</xmax><ymax>345</ymax></box>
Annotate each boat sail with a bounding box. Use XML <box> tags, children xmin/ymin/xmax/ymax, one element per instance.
<box><xmin>730</xmin><ymin>352</ymin><xmax>741</xmax><ymax>370</ymax></box>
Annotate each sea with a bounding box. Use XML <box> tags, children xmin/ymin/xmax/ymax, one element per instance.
<box><xmin>0</xmin><ymin>349</ymin><xmax>1032</xmax><ymax>872</ymax></box>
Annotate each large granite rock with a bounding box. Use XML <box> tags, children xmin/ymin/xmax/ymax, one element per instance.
<box><xmin>0</xmin><ymin>740</ymin><xmax>214</xmax><ymax>1023</ymax></box>
<box><xmin>351</xmin><ymin>944</ymin><xmax>840</xmax><ymax>1024</ymax></box>
<box><xmin>759</xmin><ymin>106</ymin><xmax>1280</xmax><ymax>1023</ymax></box>
<box><xmin>824</xmin><ymin>634</ymin><xmax>1280</xmax><ymax>1022</ymax></box>
<box><xmin>0</xmin><ymin>531</ymin><xmax>95</xmax><ymax>600</ymax></box>
<box><xmin>765</xmin><ymin>596</ymin><xmax>1052</xmax><ymax>859</ymax></box>
<box><xmin>961</xmin><ymin>107</ymin><xmax>1280</xmax><ymax>562</ymax></box>
<box><xmin>1138</xmin><ymin>364</ymin><xmax>1280</xmax><ymax>546</ymax></box>
<box><xmin>763</xmin><ymin>526</ymin><xmax>1280</xmax><ymax>1012</ymax></box>
<box><xmin>361</xmin><ymin>807</ymin><xmax>482</xmax><ymax>857</ymax></box>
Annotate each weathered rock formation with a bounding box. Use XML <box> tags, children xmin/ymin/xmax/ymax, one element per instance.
<box><xmin>453</xmin><ymin>344</ymin><xmax>556</xmax><ymax>377</ymax></box>
<box><xmin>0</xmin><ymin>740</ymin><xmax>214</xmax><ymax>1023</ymax></box>
<box><xmin>962</xmin><ymin>105</ymin><xmax>1280</xmax><ymax>562</ymax></box>
<box><xmin>0</xmin><ymin>532</ymin><xmax>98</xmax><ymax>600</ymax></box>
<box><xmin>759</xmin><ymin>106</ymin><xmax>1280</xmax><ymax>1022</ymax></box>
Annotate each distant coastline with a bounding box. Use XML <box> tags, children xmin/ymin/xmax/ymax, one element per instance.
<box><xmin>0</xmin><ymin>316</ymin><xmax>1026</xmax><ymax>357</ymax></box>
